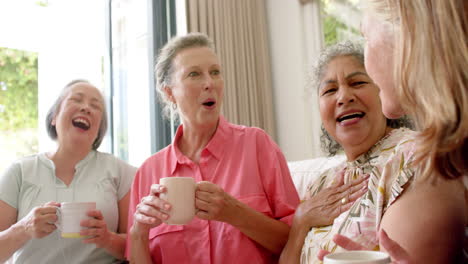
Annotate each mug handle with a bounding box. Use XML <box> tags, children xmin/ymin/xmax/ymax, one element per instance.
<box><xmin>54</xmin><ymin>206</ymin><xmax>62</xmax><ymax>231</ymax></box>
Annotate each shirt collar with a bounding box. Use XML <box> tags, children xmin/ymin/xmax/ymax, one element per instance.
<box><xmin>169</xmin><ymin>115</ymin><xmax>231</xmax><ymax>174</ymax></box>
<box><xmin>38</xmin><ymin>150</ymin><xmax>96</xmax><ymax>170</ymax></box>
<box><xmin>204</xmin><ymin>115</ymin><xmax>230</xmax><ymax>160</ymax></box>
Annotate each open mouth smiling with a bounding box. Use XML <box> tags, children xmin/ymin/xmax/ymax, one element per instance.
<box><xmin>72</xmin><ymin>117</ymin><xmax>90</xmax><ymax>130</ymax></box>
<box><xmin>336</xmin><ymin>112</ymin><xmax>365</xmax><ymax>123</ymax></box>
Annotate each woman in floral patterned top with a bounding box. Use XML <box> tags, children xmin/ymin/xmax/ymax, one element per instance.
<box><xmin>280</xmin><ymin>41</ymin><xmax>415</xmax><ymax>264</ymax></box>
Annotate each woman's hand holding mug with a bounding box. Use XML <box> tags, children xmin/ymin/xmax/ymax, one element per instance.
<box><xmin>133</xmin><ymin>184</ymin><xmax>172</xmax><ymax>232</ymax></box>
<box><xmin>15</xmin><ymin>201</ymin><xmax>60</xmax><ymax>239</ymax></box>
<box><xmin>80</xmin><ymin>210</ymin><xmax>111</xmax><ymax>248</ymax></box>
<box><xmin>195</xmin><ymin>181</ymin><xmax>241</xmax><ymax>224</ymax></box>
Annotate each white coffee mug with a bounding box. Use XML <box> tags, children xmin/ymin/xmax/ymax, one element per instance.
<box><xmin>159</xmin><ymin>177</ymin><xmax>196</xmax><ymax>225</ymax></box>
<box><xmin>324</xmin><ymin>250</ymin><xmax>391</xmax><ymax>264</ymax></box>
<box><xmin>55</xmin><ymin>202</ymin><xmax>96</xmax><ymax>238</ymax></box>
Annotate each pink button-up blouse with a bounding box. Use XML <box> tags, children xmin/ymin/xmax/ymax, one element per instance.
<box><xmin>126</xmin><ymin>116</ymin><xmax>300</xmax><ymax>263</ymax></box>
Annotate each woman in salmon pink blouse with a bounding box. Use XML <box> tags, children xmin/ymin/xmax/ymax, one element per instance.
<box><xmin>126</xmin><ymin>32</ymin><xmax>302</xmax><ymax>264</ymax></box>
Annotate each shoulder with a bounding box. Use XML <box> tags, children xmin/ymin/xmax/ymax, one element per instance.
<box><xmin>225</xmin><ymin>121</ymin><xmax>280</xmax><ymax>150</ymax></box>
<box><xmin>4</xmin><ymin>153</ymin><xmax>44</xmax><ymax>174</ymax></box>
<box><xmin>139</xmin><ymin>145</ymin><xmax>172</xmax><ymax>169</ymax></box>
<box><xmin>374</xmin><ymin>128</ymin><xmax>418</xmax><ymax>170</ymax></box>
<box><xmin>381</xmin><ymin>178</ymin><xmax>466</xmax><ymax>262</ymax></box>
<box><xmin>380</xmin><ymin>128</ymin><xmax>416</xmax><ymax>150</ymax></box>
<box><xmin>385</xmin><ymin>128</ymin><xmax>417</xmax><ymax>152</ymax></box>
<box><xmin>0</xmin><ymin>154</ymin><xmax>44</xmax><ymax>190</ymax></box>
<box><xmin>225</xmin><ymin>120</ymin><xmax>269</xmax><ymax>137</ymax></box>
<box><xmin>236</xmin><ymin>123</ymin><xmax>278</xmax><ymax>146</ymax></box>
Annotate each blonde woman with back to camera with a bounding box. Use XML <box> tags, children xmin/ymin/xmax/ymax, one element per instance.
<box><xmin>319</xmin><ymin>1</ymin><xmax>467</xmax><ymax>263</ymax></box>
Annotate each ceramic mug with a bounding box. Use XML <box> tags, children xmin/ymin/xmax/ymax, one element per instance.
<box><xmin>159</xmin><ymin>177</ymin><xmax>196</xmax><ymax>225</ymax></box>
<box><xmin>55</xmin><ymin>202</ymin><xmax>96</xmax><ymax>238</ymax></box>
<box><xmin>324</xmin><ymin>250</ymin><xmax>391</xmax><ymax>264</ymax></box>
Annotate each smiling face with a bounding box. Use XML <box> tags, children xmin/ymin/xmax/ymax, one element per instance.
<box><xmin>319</xmin><ymin>55</ymin><xmax>388</xmax><ymax>160</ymax></box>
<box><xmin>361</xmin><ymin>12</ymin><xmax>405</xmax><ymax>119</ymax></box>
<box><xmin>165</xmin><ymin>46</ymin><xmax>224</xmax><ymax>129</ymax></box>
<box><xmin>52</xmin><ymin>82</ymin><xmax>104</xmax><ymax>150</ymax></box>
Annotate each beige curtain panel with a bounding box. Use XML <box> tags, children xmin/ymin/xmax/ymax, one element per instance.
<box><xmin>186</xmin><ymin>0</ymin><xmax>277</xmax><ymax>140</ymax></box>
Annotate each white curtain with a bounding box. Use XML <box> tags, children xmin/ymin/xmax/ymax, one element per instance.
<box><xmin>186</xmin><ymin>0</ymin><xmax>277</xmax><ymax>140</ymax></box>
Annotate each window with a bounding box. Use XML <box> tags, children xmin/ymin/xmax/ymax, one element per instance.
<box><xmin>0</xmin><ymin>0</ymin><xmax>107</xmax><ymax>172</ymax></box>
<box><xmin>109</xmin><ymin>0</ymin><xmax>178</xmax><ymax>166</ymax></box>
<box><xmin>321</xmin><ymin>0</ymin><xmax>363</xmax><ymax>46</ymax></box>
<box><xmin>0</xmin><ymin>48</ymin><xmax>38</xmax><ymax>173</ymax></box>
<box><xmin>0</xmin><ymin>0</ymin><xmax>180</xmax><ymax>171</ymax></box>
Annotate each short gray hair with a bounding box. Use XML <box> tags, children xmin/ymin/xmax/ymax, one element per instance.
<box><xmin>310</xmin><ymin>41</ymin><xmax>364</xmax><ymax>93</ymax></box>
<box><xmin>45</xmin><ymin>79</ymin><xmax>108</xmax><ymax>150</ymax></box>
<box><xmin>154</xmin><ymin>32</ymin><xmax>215</xmax><ymax>120</ymax></box>
<box><xmin>310</xmin><ymin>41</ymin><xmax>413</xmax><ymax>156</ymax></box>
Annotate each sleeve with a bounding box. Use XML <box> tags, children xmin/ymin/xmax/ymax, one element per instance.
<box><xmin>125</xmin><ymin>164</ymin><xmax>153</xmax><ymax>259</ymax></box>
<box><xmin>382</xmin><ymin>138</ymin><xmax>417</xmax><ymax>210</ymax></box>
<box><xmin>255</xmin><ymin>130</ymin><xmax>300</xmax><ymax>226</ymax></box>
<box><xmin>0</xmin><ymin>162</ymin><xmax>22</xmax><ymax>209</ymax></box>
<box><xmin>116</xmin><ymin>158</ymin><xmax>137</xmax><ymax>200</ymax></box>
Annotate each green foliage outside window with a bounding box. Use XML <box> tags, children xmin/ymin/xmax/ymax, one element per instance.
<box><xmin>0</xmin><ymin>47</ymin><xmax>38</xmax><ymax>131</ymax></box>
<box><xmin>0</xmin><ymin>47</ymin><xmax>38</xmax><ymax>173</ymax></box>
<box><xmin>323</xmin><ymin>15</ymin><xmax>347</xmax><ymax>47</ymax></box>
<box><xmin>321</xmin><ymin>0</ymin><xmax>361</xmax><ymax>47</ymax></box>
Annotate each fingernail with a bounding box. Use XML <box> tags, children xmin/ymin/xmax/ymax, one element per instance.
<box><xmin>164</xmin><ymin>204</ymin><xmax>170</xmax><ymax>210</ymax></box>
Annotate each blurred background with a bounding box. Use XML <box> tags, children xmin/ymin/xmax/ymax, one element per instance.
<box><xmin>0</xmin><ymin>0</ymin><xmax>363</xmax><ymax>172</ymax></box>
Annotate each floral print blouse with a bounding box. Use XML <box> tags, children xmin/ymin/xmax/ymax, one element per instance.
<box><xmin>301</xmin><ymin>128</ymin><xmax>417</xmax><ymax>264</ymax></box>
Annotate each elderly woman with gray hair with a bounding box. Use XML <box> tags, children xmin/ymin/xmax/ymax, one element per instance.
<box><xmin>279</xmin><ymin>41</ymin><xmax>415</xmax><ymax>264</ymax></box>
<box><xmin>126</xmin><ymin>32</ymin><xmax>305</xmax><ymax>264</ymax></box>
<box><xmin>0</xmin><ymin>80</ymin><xmax>136</xmax><ymax>263</ymax></box>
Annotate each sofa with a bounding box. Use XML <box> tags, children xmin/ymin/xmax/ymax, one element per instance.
<box><xmin>288</xmin><ymin>155</ymin><xmax>345</xmax><ymax>200</ymax></box>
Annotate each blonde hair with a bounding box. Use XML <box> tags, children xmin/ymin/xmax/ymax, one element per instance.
<box><xmin>368</xmin><ymin>0</ymin><xmax>468</xmax><ymax>179</ymax></box>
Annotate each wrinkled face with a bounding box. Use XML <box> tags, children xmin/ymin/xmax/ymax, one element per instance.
<box><xmin>361</xmin><ymin>12</ymin><xmax>405</xmax><ymax>119</ymax></box>
<box><xmin>319</xmin><ymin>56</ymin><xmax>388</xmax><ymax>154</ymax></box>
<box><xmin>166</xmin><ymin>46</ymin><xmax>224</xmax><ymax>128</ymax></box>
<box><xmin>53</xmin><ymin>82</ymin><xmax>104</xmax><ymax>149</ymax></box>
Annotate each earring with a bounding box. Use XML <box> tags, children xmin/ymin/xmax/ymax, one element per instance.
<box><xmin>172</xmin><ymin>103</ymin><xmax>177</xmax><ymax>110</ymax></box>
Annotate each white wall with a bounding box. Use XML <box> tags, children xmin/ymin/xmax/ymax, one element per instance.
<box><xmin>265</xmin><ymin>0</ymin><xmax>324</xmax><ymax>161</ymax></box>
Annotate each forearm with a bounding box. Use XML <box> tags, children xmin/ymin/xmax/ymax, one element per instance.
<box><xmin>279</xmin><ymin>223</ymin><xmax>309</xmax><ymax>264</ymax></box>
<box><xmin>129</xmin><ymin>225</ymin><xmax>152</xmax><ymax>264</ymax></box>
<box><xmin>101</xmin><ymin>232</ymin><xmax>126</xmax><ymax>260</ymax></box>
<box><xmin>0</xmin><ymin>223</ymin><xmax>31</xmax><ymax>262</ymax></box>
<box><xmin>230</xmin><ymin>202</ymin><xmax>290</xmax><ymax>255</ymax></box>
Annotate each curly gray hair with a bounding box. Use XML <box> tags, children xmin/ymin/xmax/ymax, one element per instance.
<box><xmin>154</xmin><ymin>32</ymin><xmax>215</xmax><ymax>120</ymax></box>
<box><xmin>45</xmin><ymin>79</ymin><xmax>108</xmax><ymax>150</ymax></box>
<box><xmin>310</xmin><ymin>41</ymin><xmax>413</xmax><ymax>156</ymax></box>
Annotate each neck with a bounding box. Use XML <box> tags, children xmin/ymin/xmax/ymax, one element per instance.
<box><xmin>178</xmin><ymin>119</ymin><xmax>219</xmax><ymax>163</ymax></box>
<box><xmin>344</xmin><ymin>126</ymin><xmax>393</xmax><ymax>161</ymax></box>
<box><xmin>49</xmin><ymin>144</ymin><xmax>92</xmax><ymax>170</ymax></box>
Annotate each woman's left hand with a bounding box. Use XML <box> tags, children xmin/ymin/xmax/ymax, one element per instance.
<box><xmin>80</xmin><ymin>210</ymin><xmax>111</xmax><ymax>248</ymax></box>
<box><xmin>195</xmin><ymin>181</ymin><xmax>240</xmax><ymax>224</ymax></box>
